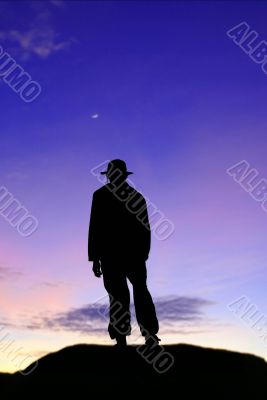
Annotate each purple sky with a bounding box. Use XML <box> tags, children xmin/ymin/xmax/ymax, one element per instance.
<box><xmin>0</xmin><ymin>0</ymin><xmax>267</xmax><ymax>372</ymax></box>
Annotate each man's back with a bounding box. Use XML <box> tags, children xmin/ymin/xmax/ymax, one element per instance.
<box><xmin>88</xmin><ymin>183</ymin><xmax>151</xmax><ymax>261</ymax></box>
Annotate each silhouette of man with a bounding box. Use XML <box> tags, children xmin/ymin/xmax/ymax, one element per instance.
<box><xmin>88</xmin><ymin>159</ymin><xmax>159</xmax><ymax>346</ymax></box>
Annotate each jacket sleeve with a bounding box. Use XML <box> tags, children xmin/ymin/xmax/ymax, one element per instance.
<box><xmin>139</xmin><ymin>197</ymin><xmax>151</xmax><ymax>260</ymax></box>
<box><xmin>88</xmin><ymin>193</ymin><xmax>101</xmax><ymax>261</ymax></box>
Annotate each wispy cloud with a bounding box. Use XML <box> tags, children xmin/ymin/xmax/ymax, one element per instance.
<box><xmin>38</xmin><ymin>281</ymin><xmax>66</xmax><ymax>288</ymax></box>
<box><xmin>25</xmin><ymin>296</ymin><xmax>215</xmax><ymax>335</ymax></box>
<box><xmin>0</xmin><ymin>2</ymin><xmax>73</xmax><ymax>60</ymax></box>
<box><xmin>0</xmin><ymin>266</ymin><xmax>24</xmax><ymax>281</ymax></box>
<box><xmin>156</xmin><ymin>296</ymin><xmax>214</xmax><ymax>321</ymax></box>
<box><xmin>50</xmin><ymin>0</ymin><xmax>65</xmax><ymax>8</ymax></box>
<box><xmin>0</xmin><ymin>27</ymin><xmax>72</xmax><ymax>60</ymax></box>
<box><xmin>5</xmin><ymin>170</ymin><xmax>29</xmax><ymax>181</ymax></box>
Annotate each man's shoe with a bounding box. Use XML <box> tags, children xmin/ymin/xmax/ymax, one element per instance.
<box><xmin>115</xmin><ymin>335</ymin><xmax>127</xmax><ymax>347</ymax></box>
<box><xmin>145</xmin><ymin>334</ymin><xmax>161</xmax><ymax>346</ymax></box>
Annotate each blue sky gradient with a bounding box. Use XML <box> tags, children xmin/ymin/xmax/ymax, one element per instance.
<box><xmin>0</xmin><ymin>0</ymin><xmax>267</xmax><ymax>372</ymax></box>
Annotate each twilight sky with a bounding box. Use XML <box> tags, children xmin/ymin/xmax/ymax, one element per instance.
<box><xmin>1</xmin><ymin>0</ymin><xmax>267</xmax><ymax>372</ymax></box>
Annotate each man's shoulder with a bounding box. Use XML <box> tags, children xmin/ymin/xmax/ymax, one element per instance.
<box><xmin>93</xmin><ymin>184</ymin><xmax>145</xmax><ymax>201</ymax></box>
<box><xmin>93</xmin><ymin>185</ymin><xmax>110</xmax><ymax>197</ymax></box>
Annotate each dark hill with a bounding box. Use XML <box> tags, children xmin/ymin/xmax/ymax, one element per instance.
<box><xmin>1</xmin><ymin>344</ymin><xmax>267</xmax><ymax>398</ymax></box>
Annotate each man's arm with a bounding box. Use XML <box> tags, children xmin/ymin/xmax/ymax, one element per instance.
<box><xmin>143</xmin><ymin>199</ymin><xmax>151</xmax><ymax>260</ymax></box>
<box><xmin>137</xmin><ymin>196</ymin><xmax>151</xmax><ymax>260</ymax></box>
<box><xmin>88</xmin><ymin>193</ymin><xmax>102</xmax><ymax>277</ymax></box>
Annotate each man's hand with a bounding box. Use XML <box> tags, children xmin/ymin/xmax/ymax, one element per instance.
<box><xmin>93</xmin><ymin>260</ymin><xmax>102</xmax><ymax>278</ymax></box>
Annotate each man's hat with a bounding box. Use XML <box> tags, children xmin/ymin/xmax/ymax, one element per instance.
<box><xmin>100</xmin><ymin>159</ymin><xmax>133</xmax><ymax>176</ymax></box>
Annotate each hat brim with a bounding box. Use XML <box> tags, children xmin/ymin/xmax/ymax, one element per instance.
<box><xmin>100</xmin><ymin>171</ymin><xmax>133</xmax><ymax>175</ymax></box>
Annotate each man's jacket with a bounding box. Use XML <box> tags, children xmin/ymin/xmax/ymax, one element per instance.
<box><xmin>88</xmin><ymin>183</ymin><xmax>151</xmax><ymax>261</ymax></box>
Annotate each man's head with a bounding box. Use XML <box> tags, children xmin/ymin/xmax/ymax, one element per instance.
<box><xmin>101</xmin><ymin>159</ymin><xmax>133</xmax><ymax>186</ymax></box>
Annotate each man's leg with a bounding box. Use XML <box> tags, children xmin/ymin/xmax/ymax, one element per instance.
<box><xmin>101</xmin><ymin>260</ymin><xmax>131</xmax><ymax>342</ymax></box>
<box><xmin>127</xmin><ymin>261</ymin><xmax>159</xmax><ymax>338</ymax></box>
